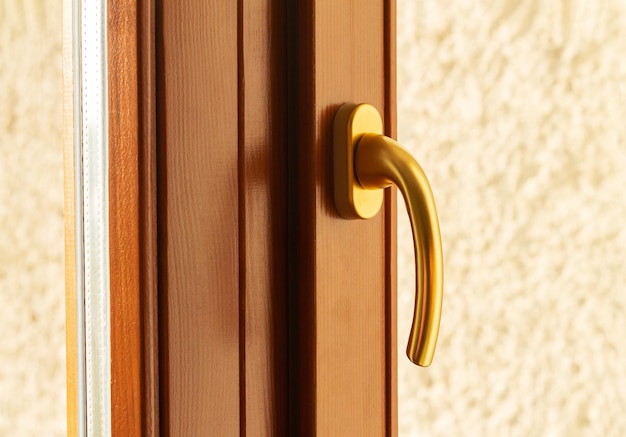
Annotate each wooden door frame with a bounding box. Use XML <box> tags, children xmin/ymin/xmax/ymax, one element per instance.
<box><xmin>64</xmin><ymin>0</ymin><xmax>397</xmax><ymax>435</ymax></box>
<box><xmin>107</xmin><ymin>0</ymin><xmax>160</xmax><ymax>435</ymax></box>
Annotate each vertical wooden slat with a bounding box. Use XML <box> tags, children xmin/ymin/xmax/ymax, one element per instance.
<box><xmin>108</xmin><ymin>0</ymin><xmax>159</xmax><ymax>435</ymax></box>
<box><xmin>108</xmin><ymin>1</ymin><xmax>142</xmax><ymax>435</ymax></box>
<box><xmin>314</xmin><ymin>2</ymin><xmax>387</xmax><ymax>430</ymax></box>
<box><xmin>138</xmin><ymin>0</ymin><xmax>160</xmax><ymax>433</ymax></box>
<box><xmin>293</xmin><ymin>0</ymin><xmax>397</xmax><ymax>435</ymax></box>
<box><xmin>156</xmin><ymin>1</ymin><xmax>240</xmax><ymax>435</ymax></box>
<box><xmin>239</xmin><ymin>0</ymin><xmax>288</xmax><ymax>434</ymax></box>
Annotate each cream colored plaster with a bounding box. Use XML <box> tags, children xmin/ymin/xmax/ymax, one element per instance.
<box><xmin>397</xmin><ymin>1</ymin><xmax>626</xmax><ymax>436</ymax></box>
<box><xmin>0</xmin><ymin>1</ymin><xmax>65</xmax><ymax>435</ymax></box>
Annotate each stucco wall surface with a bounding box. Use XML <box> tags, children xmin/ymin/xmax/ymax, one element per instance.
<box><xmin>0</xmin><ymin>1</ymin><xmax>65</xmax><ymax>435</ymax></box>
<box><xmin>396</xmin><ymin>1</ymin><xmax>626</xmax><ymax>436</ymax></box>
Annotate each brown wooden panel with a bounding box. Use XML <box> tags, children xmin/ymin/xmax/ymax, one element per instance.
<box><xmin>240</xmin><ymin>0</ymin><xmax>288</xmax><ymax>434</ymax></box>
<box><xmin>156</xmin><ymin>1</ymin><xmax>240</xmax><ymax>435</ymax></box>
<box><xmin>137</xmin><ymin>0</ymin><xmax>160</xmax><ymax>433</ymax></box>
<box><xmin>292</xmin><ymin>0</ymin><xmax>397</xmax><ymax>435</ymax></box>
<box><xmin>108</xmin><ymin>2</ymin><xmax>141</xmax><ymax>436</ymax></box>
<box><xmin>108</xmin><ymin>0</ymin><xmax>159</xmax><ymax>435</ymax></box>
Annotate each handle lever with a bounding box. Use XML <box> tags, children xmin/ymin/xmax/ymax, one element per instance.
<box><xmin>333</xmin><ymin>103</ymin><xmax>443</xmax><ymax>366</ymax></box>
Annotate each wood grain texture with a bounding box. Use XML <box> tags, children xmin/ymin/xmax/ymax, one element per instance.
<box><xmin>156</xmin><ymin>1</ymin><xmax>241</xmax><ymax>435</ymax></box>
<box><xmin>62</xmin><ymin>0</ymin><xmax>77</xmax><ymax>434</ymax></box>
<box><xmin>138</xmin><ymin>0</ymin><xmax>160</xmax><ymax>433</ymax></box>
<box><xmin>108</xmin><ymin>2</ymin><xmax>141</xmax><ymax>435</ymax></box>
<box><xmin>108</xmin><ymin>0</ymin><xmax>159</xmax><ymax>435</ymax></box>
<box><xmin>239</xmin><ymin>0</ymin><xmax>288</xmax><ymax>434</ymax></box>
<box><xmin>292</xmin><ymin>0</ymin><xmax>397</xmax><ymax>435</ymax></box>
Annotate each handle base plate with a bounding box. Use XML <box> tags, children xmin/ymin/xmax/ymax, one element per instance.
<box><xmin>333</xmin><ymin>103</ymin><xmax>385</xmax><ymax>219</ymax></box>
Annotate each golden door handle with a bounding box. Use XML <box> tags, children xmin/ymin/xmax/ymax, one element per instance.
<box><xmin>333</xmin><ymin>103</ymin><xmax>443</xmax><ymax>367</ymax></box>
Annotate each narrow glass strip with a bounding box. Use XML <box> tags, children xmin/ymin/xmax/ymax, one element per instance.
<box><xmin>79</xmin><ymin>0</ymin><xmax>111</xmax><ymax>435</ymax></box>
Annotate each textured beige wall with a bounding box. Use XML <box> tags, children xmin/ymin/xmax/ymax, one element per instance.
<box><xmin>0</xmin><ymin>0</ymin><xmax>65</xmax><ymax>435</ymax></box>
<box><xmin>397</xmin><ymin>1</ymin><xmax>626</xmax><ymax>436</ymax></box>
